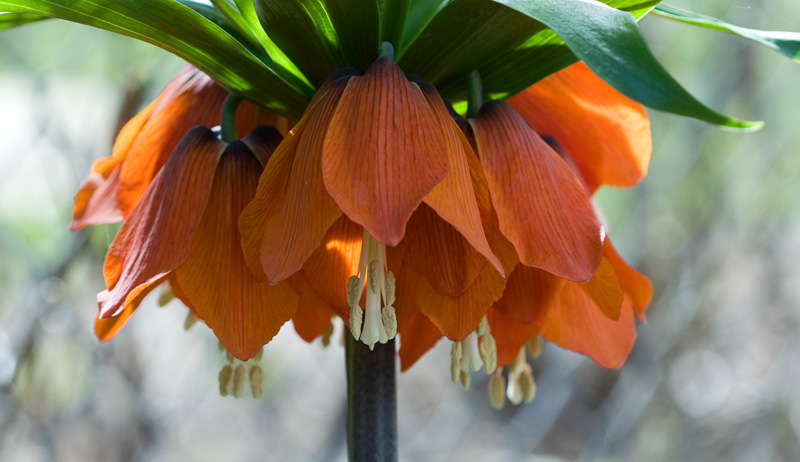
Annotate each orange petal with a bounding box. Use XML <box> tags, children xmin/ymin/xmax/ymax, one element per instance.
<box><xmin>399</xmin><ymin>220</ymin><xmax>518</xmax><ymax>341</ymax></box>
<box><xmin>604</xmin><ymin>239</ymin><xmax>652</xmax><ymax>321</ymax></box>
<box><xmin>398</xmin><ymin>313</ymin><xmax>443</xmax><ymax>371</ymax></box>
<box><xmin>417</xmin><ymin>81</ymin><xmax>502</xmax><ymax>276</ymax></box>
<box><xmin>95</xmin><ymin>275</ymin><xmax>165</xmax><ymax>342</ymax></box>
<box><xmin>235</xmin><ymin>100</ymin><xmax>291</xmax><ymax>137</ymax></box>
<box><xmin>487</xmin><ymin>306</ymin><xmax>542</xmax><ymax>368</ymax></box>
<box><xmin>116</xmin><ymin>71</ymin><xmax>228</xmax><ymax>216</ymax></box>
<box><xmin>290</xmin><ymin>275</ymin><xmax>336</xmax><ymax>343</ymax></box>
<box><xmin>70</xmin><ymin>96</ymin><xmax>162</xmax><ymax>230</ymax></box>
<box><xmin>492</xmin><ymin>265</ymin><xmax>564</xmax><ymax>324</ymax></box>
<box><xmin>98</xmin><ymin>126</ymin><xmax>225</xmax><ymax>319</ymax></box>
<box><xmin>579</xmin><ymin>258</ymin><xmax>623</xmax><ymax>320</ymax></box>
<box><xmin>470</xmin><ymin>101</ymin><xmax>603</xmax><ymax>282</ymax></box>
<box><xmin>322</xmin><ymin>58</ymin><xmax>448</xmax><ymax>245</ymax></box>
<box><xmin>70</xmin><ymin>163</ymin><xmax>124</xmax><ymax>231</ymax></box>
<box><xmin>540</xmin><ymin>282</ymin><xmax>636</xmax><ymax>369</ymax></box>
<box><xmin>402</xmin><ymin>205</ymin><xmax>490</xmax><ymax>297</ymax></box>
<box><xmin>239</xmin><ymin>76</ymin><xmax>350</xmax><ymax>283</ymax></box>
<box><xmin>507</xmin><ymin>62</ymin><xmax>651</xmax><ymax>192</ymax></box>
<box><xmin>171</xmin><ymin>141</ymin><xmax>299</xmax><ymax>360</ymax></box>
<box><xmin>299</xmin><ymin>216</ymin><xmax>363</xmax><ymax>319</ymax></box>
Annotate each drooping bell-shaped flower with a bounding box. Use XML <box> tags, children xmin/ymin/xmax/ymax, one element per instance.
<box><xmin>96</xmin><ymin>125</ymin><xmax>299</xmax><ymax>360</ymax></box>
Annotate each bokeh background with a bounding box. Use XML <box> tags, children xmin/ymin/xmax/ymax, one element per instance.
<box><xmin>1</xmin><ymin>1</ymin><xmax>799</xmax><ymax>461</ymax></box>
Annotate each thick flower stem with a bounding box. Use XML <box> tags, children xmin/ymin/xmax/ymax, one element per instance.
<box><xmin>466</xmin><ymin>70</ymin><xmax>483</xmax><ymax>119</ymax></box>
<box><xmin>346</xmin><ymin>333</ymin><xmax>397</xmax><ymax>462</ymax></box>
<box><xmin>220</xmin><ymin>94</ymin><xmax>242</xmax><ymax>143</ymax></box>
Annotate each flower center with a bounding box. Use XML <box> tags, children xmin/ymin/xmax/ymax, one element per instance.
<box><xmin>347</xmin><ymin>228</ymin><xmax>397</xmax><ymax>350</ymax></box>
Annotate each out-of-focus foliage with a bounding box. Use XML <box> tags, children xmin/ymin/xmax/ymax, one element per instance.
<box><xmin>1</xmin><ymin>1</ymin><xmax>800</xmax><ymax>460</ymax></box>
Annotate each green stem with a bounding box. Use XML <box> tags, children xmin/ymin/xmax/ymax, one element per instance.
<box><xmin>220</xmin><ymin>94</ymin><xmax>242</xmax><ymax>143</ymax></box>
<box><xmin>466</xmin><ymin>70</ymin><xmax>483</xmax><ymax>119</ymax></box>
<box><xmin>346</xmin><ymin>334</ymin><xmax>397</xmax><ymax>462</ymax></box>
<box><xmin>378</xmin><ymin>42</ymin><xmax>395</xmax><ymax>61</ymax></box>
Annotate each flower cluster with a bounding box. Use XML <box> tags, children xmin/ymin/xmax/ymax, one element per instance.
<box><xmin>74</xmin><ymin>55</ymin><xmax>652</xmax><ymax>404</ymax></box>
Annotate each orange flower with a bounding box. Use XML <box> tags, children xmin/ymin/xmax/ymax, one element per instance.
<box><xmin>95</xmin><ymin>125</ymin><xmax>299</xmax><ymax>360</ymax></box>
<box><xmin>397</xmin><ymin>63</ymin><xmax>653</xmax><ymax>385</ymax></box>
<box><xmin>239</xmin><ymin>57</ymin><xmax>504</xmax><ymax>348</ymax></box>
<box><xmin>70</xmin><ymin>65</ymin><xmax>287</xmax><ymax>231</ymax></box>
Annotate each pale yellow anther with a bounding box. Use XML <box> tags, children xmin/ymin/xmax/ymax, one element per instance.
<box><xmin>368</xmin><ymin>260</ymin><xmax>381</xmax><ymax>294</ymax></box>
<box><xmin>476</xmin><ymin>317</ymin><xmax>490</xmax><ymax>337</ymax></box>
<box><xmin>384</xmin><ymin>271</ymin><xmax>396</xmax><ymax>306</ymax></box>
<box><xmin>232</xmin><ymin>364</ymin><xmax>246</xmax><ymax>398</ymax></box>
<box><xmin>480</xmin><ymin>334</ymin><xmax>497</xmax><ymax>375</ymax></box>
<box><xmin>321</xmin><ymin>322</ymin><xmax>334</xmax><ymax>347</ymax></box>
<box><xmin>249</xmin><ymin>365</ymin><xmax>263</xmax><ymax>399</ymax></box>
<box><xmin>526</xmin><ymin>336</ymin><xmax>542</xmax><ymax>359</ymax></box>
<box><xmin>218</xmin><ymin>340</ymin><xmax>226</xmax><ymax>352</ymax></box>
<box><xmin>183</xmin><ymin>312</ymin><xmax>197</xmax><ymax>331</ymax></box>
<box><xmin>348</xmin><ymin>228</ymin><xmax>397</xmax><ymax>347</ymax></box>
<box><xmin>226</xmin><ymin>350</ymin><xmax>235</xmax><ymax>363</ymax></box>
<box><xmin>450</xmin><ymin>342</ymin><xmax>463</xmax><ymax>383</ymax></box>
<box><xmin>519</xmin><ymin>365</ymin><xmax>536</xmax><ymax>403</ymax></box>
<box><xmin>253</xmin><ymin>348</ymin><xmax>263</xmax><ymax>362</ymax></box>
<box><xmin>488</xmin><ymin>372</ymin><xmax>507</xmax><ymax>410</ymax></box>
<box><xmin>381</xmin><ymin>306</ymin><xmax>397</xmax><ymax>339</ymax></box>
<box><xmin>218</xmin><ymin>364</ymin><xmax>233</xmax><ymax>397</ymax></box>
<box><xmin>349</xmin><ymin>304</ymin><xmax>363</xmax><ymax>341</ymax></box>
<box><xmin>346</xmin><ymin>276</ymin><xmax>362</xmax><ymax>308</ymax></box>
<box><xmin>459</xmin><ymin>370</ymin><xmax>471</xmax><ymax>390</ymax></box>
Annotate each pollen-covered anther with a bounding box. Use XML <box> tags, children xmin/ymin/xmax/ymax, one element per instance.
<box><xmin>450</xmin><ymin>342</ymin><xmax>463</xmax><ymax>383</ymax></box>
<box><xmin>232</xmin><ymin>364</ymin><xmax>246</xmax><ymax>398</ymax></box>
<box><xmin>249</xmin><ymin>365</ymin><xmax>263</xmax><ymax>399</ymax></box>
<box><xmin>321</xmin><ymin>322</ymin><xmax>334</xmax><ymax>347</ymax></box>
<box><xmin>459</xmin><ymin>370</ymin><xmax>471</xmax><ymax>390</ymax></box>
<box><xmin>476</xmin><ymin>316</ymin><xmax>497</xmax><ymax>374</ymax></box>
<box><xmin>506</xmin><ymin>348</ymin><xmax>536</xmax><ymax>404</ymax></box>
<box><xmin>526</xmin><ymin>335</ymin><xmax>543</xmax><ymax>359</ymax></box>
<box><xmin>183</xmin><ymin>311</ymin><xmax>198</xmax><ymax>331</ymax></box>
<box><xmin>488</xmin><ymin>371</ymin><xmax>507</xmax><ymax>410</ymax></box>
<box><xmin>346</xmin><ymin>229</ymin><xmax>398</xmax><ymax>349</ymax></box>
<box><xmin>218</xmin><ymin>364</ymin><xmax>233</xmax><ymax>397</ymax></box>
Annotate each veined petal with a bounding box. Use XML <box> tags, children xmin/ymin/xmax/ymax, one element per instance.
<box><xmin>604</xmin><ymin>239</ymin><xmax>652</xmax><ymax>321</ymax></box>
<box><xmin>116</xmin><ymin>71</ymin><xmax>228</xmax><ymax>216</ymax></box>
<box><xmin>94</xmin><ymin>275</ymin><xmax>165</xmax><ymax>342</ymax></box>
<box><xmin>322</xmin><ymin>58</ymin><xmax>448</xmax><ymax>246</ymax></box>
<box><xmin>417</xmin><ymin>81</ymin><xmax>503</xmax><ymax>277</ymax></box>
<box><xmin>540</xmin><ymin>282</ymin><xmax>636</xmax><ymax>369</ymax></box>
<box><xmin>98</xmin><ymin>126</ymin><xmax>225</xmax><ymax>319</ymax></box>
<box><xmin>507</xmin><ymin>62</ymin><xmax>651</xmax><ymax>192</ymax></box>
<box><xmin>400</xmin><ymin>221</ymin><xmax>518</xmax><ymax>341</ymax></box>
<box><xmin>398</xmin><ymin>313</ymin><xmax>443</xmax><ymax>371</ymax></box>
<box><xmin>172</xmin><ymin>141</ymin><xmax>299</xmax><ymax>360</ymax></box>
<box><xmin>290</xmin><ymin>275</ymin><xmax>336</xmax><ymax>343</ymax></box>
<box><xmin>299</xmin><ymin>216</ymin><xmax>363</xmax><ymax>319</ymax></box>
<box><xmin>239</xmin><ymin>76</ymin><xmax>351</xmax><ymax>283</ymax></box>
<box><xmin>579</xmin><ymin>258</ymin><xmax>623</xmax><ymax>321</ymax></box>
<box><xmin>69</xmin><ymin>97</ymin><xmax>161</xmax><ymax>230</ymax></box>
<box><xmin>493</xmin><ymin>265</ymin><xmax>564</xmax><ymax>324</ymax></box>
<box><xmin>470</xmin><ymin>101</ymin><xmax>603</xmax><ymax>282</ymax></box>
<box><xmin>487</xmin><ymin>306</ymin><xmax>543</xmax><ymax>368</ymax></box>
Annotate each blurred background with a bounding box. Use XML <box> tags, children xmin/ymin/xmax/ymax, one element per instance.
<box><xmin>1</xmin><ymin>1</ymin><xmax>799</xmax><ymax>461</ymax></box>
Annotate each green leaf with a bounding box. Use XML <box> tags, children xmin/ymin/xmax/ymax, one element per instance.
<box><xmin>0</xmin><ymin>0</ymin><xmax>311</xmax><ymax>119</ymax></box>
<box><xmin>0</xmin><ymin>11</ymin><xmax>47</xmax><ymax>30</ymax></box>
<box><xmin>254</xmin><ymin>0</ymin><xmax>380</xmax><ymax>86</ymax></box>
<box><xmin>654</xmin><ymin>3</ymin><xmax>800</xmax><ymax>62</ymax></box>
<box><xmin>466</xmin><ymin>0</ymin><xmax>658</xmax><ymax>101</ymax></box>
<box><xmin>399</xmin><ymin>0</ymin><xmax>543</xmax><ymax>87</ymax></box>
<box><xmin>492</xmin><ymin>0</ymin><xmax>761</xmax><ymax>131</ymax></box>
<box><xmin>378</xmin><ymin>0</ymin><xmax>411</xmax><ymax>48</ymax></box>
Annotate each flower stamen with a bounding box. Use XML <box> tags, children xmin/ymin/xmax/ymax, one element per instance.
<box><xmin>347</xmin><ymin>229</ymin><xmax>398</xmax><ymax>349</ymax></box>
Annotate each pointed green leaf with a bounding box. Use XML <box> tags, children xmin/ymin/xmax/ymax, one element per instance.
<box><xmin>0</xmin><ymin>0</ymin><xmax>311</xmax><ymax>119</ymax></box>
<box><xmin>492</xmin><ymin>0</ymin><xmax>761</xmax><ymax>130</ymax></box>
<box><xmin>0</xmin><ymin>11</ymin><xmax>47</xmax><ymax>30</ymax></box>
<box><xmin>254</xmin><ymin>0</ymin><xmax>380</xmax><ymax>86</ymax></box>
<box><xmin>654</xmin><ymin>3</ymin><xmax>800</xmax><ymax>62</ymax></box>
